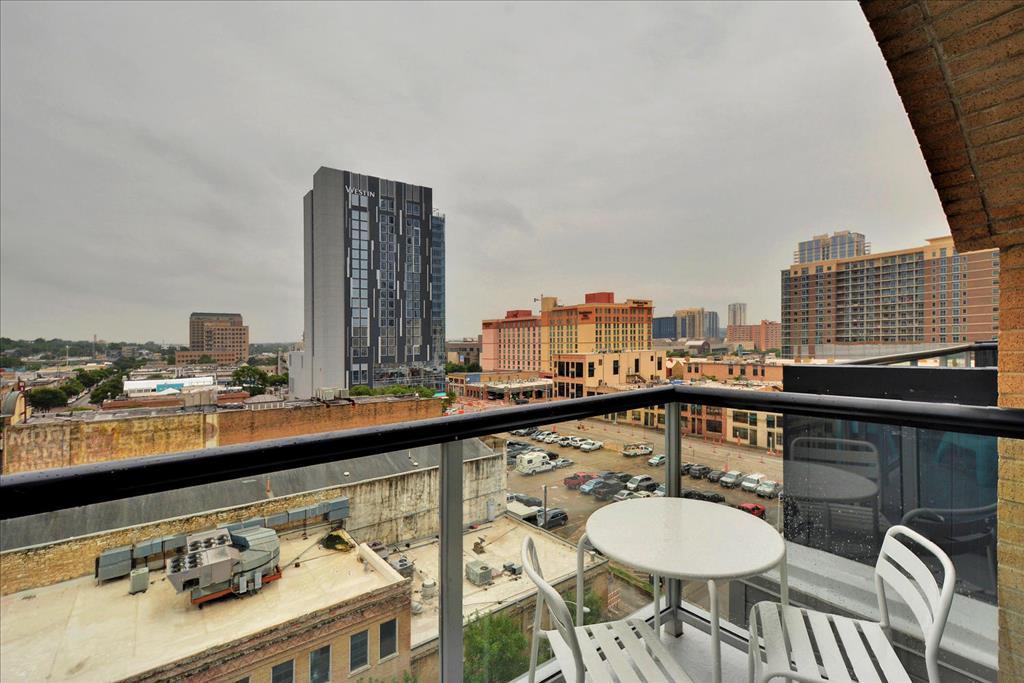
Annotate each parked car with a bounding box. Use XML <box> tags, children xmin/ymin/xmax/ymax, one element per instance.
<box><xmin>719</xmin><ymin>470</ymin><xmax>746</xmax><ymax>488</ymax></box>
<box><xmin>580</xmin><ymin>440</ymin><xmax>603</xmax><ymax>452</ymax></box>
<box><xmin>612</xmin><ymin>489</ymin><xmax>635</xmax><ymax>502</ymax></box>
<box><xmin>683</xmin><ymin>490</ymin><xmax>726</xmax><ymax>504</ymax></box>
<box><xmin>579</xmin><ymin>479</ymin><xmax>602</xmax><ymax>495</ymax></box>
<box><xmin>738</xmin><ymin>503</ymin><xmax>767</xmax><ymax>519</ymax></box>
<box><xmin>535</xmin><ymin>508</ymin><xmax>569</xmax><ymax>529</ymax></box>
<box><xmin>689</xmin><ymin>464</ymin><xmax>712</xmax><ymax>479</ymax></box>
<box><xmin>740</xmin><ymin>473</ymin><xmax>768</xmax><ymax>492</ymax></box>
<box><xmin>557</xmin><ymin>436</ymin><xmax>574</xmax><ymax>447</ymax></box>
<box><xmin>543</xmin><ymin>434</ymin><xmax>561</xmax><ymax>444</ymax></box>
<box><xmin>706</xmin><ymin>469</ymin><xmax>725</xmax><ymax>483</ymax></box>
<box><xmin>567</xmin><ymin>436</ymin><xmax>586</xmax><ymax>448</ymax></box>
<box><xmin>653</xmin><ymin>484</ymin><xmax>666</xmax><ymax>497</ymax></box>
<box><xmin>563</xmin><ymin>472</ymin><xmax>598</xmax><ymax>489</ymax></box>
<box><xmin>612</xmin><ymin>472</ymin><xmax>634</xmax><ymax>483</ymax></box>
<box><xmin>512</xmin><ymin>397</ymin><xmax>530</xmax><ymax>405</ymax></box>
<box><xmin>553</xmin><ymin>458</ymin><xmax>574</xmax><ymax>469</ymax></box>
<box><xmin>755</xmin><ymin>480</ymin><xmax>782</xmax><ymax>498</ymax></box>
<box><xmin>594</xmin><ymin>481</ymin><xmax>626</xmax><ymax>501</ymax></box>
<box><xmin>632</xmin><ymin>491</ymin><xmax>653</xmax><ymax>499</ymax></box>
<box><xmin>532</xmin><ymin>431</ymin><xmax>551</xmax><ymax>442</ymax></box>
<box><xmin>622</xmin><ymin>443</ymin><xmax>654</xmax><ymax>457</ymax></box>
<box><xmin>636</xmin><ymin>480</ymin><xmax>660</xmax><ymax>493</ymax></box>
<box><xmin>680</xmin><ymin>463</ymin><xmax>696</xmax><ymax>476</ymax></box>
<box><xmin>508</xmin><ymin>493</ymin><xmax>543</xmax><ymax>507</ymax></box>
<box><xmin>648</xmin><ymin>455</ymin><xmax>666</xmax><ymax>467</ymax></box>
<box><xmin>626</xmin><ymin>474</ymin><xmax>655</xmax><ymax>492</ymax></box>
<box><xmin>511</xmin><ymin>428</ymin><xmax>536</xmax><ymax>437</ymax></box>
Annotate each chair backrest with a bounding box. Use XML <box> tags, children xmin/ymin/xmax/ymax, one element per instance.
<box><xmin>522</xmin><ymin>536</ymin><xmax>585</xmax><ymax>681</ymax></box>
<box><xmin>874</xmin><ymin>524</ymin><xmax>956</xmax><ymax>682</ymax></box>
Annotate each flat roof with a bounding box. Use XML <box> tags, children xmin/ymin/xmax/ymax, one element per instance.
<box><xmin>406</xmin><ymin>515</ymin><xmax>604</xmax><ymax>647</ymax></box>
<box><xmin>0</xmin><ymin>533</ymin><xmax>405</xmax><ymax>682</ymax></box>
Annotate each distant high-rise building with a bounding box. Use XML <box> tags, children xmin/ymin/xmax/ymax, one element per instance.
<box><xmin>727</xmin><ymin>320</ymin><xmax>782</xmax><ymax>352</ymax></box>
<box><xmin>175</xmin><ymin>312</ymin><xmax>249</xmax><ymax>364</ymax></box>
<box><xmin>795</xmin><ymin>230</ymin><xmax>869</xmax><ymax>264</ymax></box>
<box><xmin>653</xmin><ymin>316</ymin><xmax>679</xmax><ymax>339</ymax></box>
<box><xmin>290</xmin><ymin>168</ymin><xmax>445</xmax><ymax>398</ymax></box>
<box><xmin>675</xmin><ymin>308</ymin><xmax>705</xmax><ymax>339</ymax></box>
<box><xmin>727</xmin><ymin>303</ymin><xmax>747</xmax><ymax>327</ymax></box>
<box><xmin>703</xmin><ymin>311</ymin><xmax>720</xmax><ymax>339</ymax></box>
<box><xmin>782</xmin><ymin>235</ymin><xmax>999</xmax><ymax>359</ymax></box>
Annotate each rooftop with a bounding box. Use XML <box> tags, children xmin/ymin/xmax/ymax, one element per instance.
<box><xmin>407</xmin><ymin>515</ymin><xmax>605</xmax><ymax>647</ymax></box>
<box><xmin>0</xmin><ymin>533</ymin><xmax>404</xmax><ymax>682</ymax></box>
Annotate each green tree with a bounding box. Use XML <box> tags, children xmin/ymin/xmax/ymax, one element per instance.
<box><xmin>267</xmin><ymin>373</ymin><xmax>288</xmax><ymax>387</ymax></box>
<box><xmin>463</xmin><ymin>611</ymin><xmax>530</xmax><ymax>683</ymax></box>
<box><xmin>466</xmin><ymin>362</ymin><xmax>483</xmax><ymax>372</ymax></box>
<box><xmin>232</xmin><ymin>365</ymin><xmax>269</xmax><ymax>396</ymax></box>
<box><xmin>445</xmin><ymin>362</ymin><xmax>467</xmax><ymax>373</ymax></box>
<box><xmin>60</xmin><ymin>378</ymin><xmax>85</xmax><ymax>399</ymax></box>
<box><xmin>90</xmin><ymin>377</ymin><xmax>124</xmax><ymax>404</ymax></box>
<box><xmin>196</xmin><ymin>354</ymin><xmax>215</xmax><ymax>364</ymax></box>
<box><xmin>27</xmin><ymin>386</ymin><xmax>70</xmax><ymax>410</ymax></box>
<box><xmin>349</xmin><ymin>385</ymin><xmax>374</xmax><ymax>396</ymax></box>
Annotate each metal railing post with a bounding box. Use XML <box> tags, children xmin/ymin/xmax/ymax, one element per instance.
<box><xmin>439</xmin><ymin>440</ymin><xmax>464</xmax><ymax>681</ymax></box>
<box><xmin>664</xmin><ymin>401</ymin><xmax>684</xmax><ymax>636</ymax></box>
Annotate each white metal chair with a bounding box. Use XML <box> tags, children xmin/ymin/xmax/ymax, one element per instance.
<box><xmin>522</xmin><ymin>536</ymin><xmax>693</xmax><ymax>683</ymax></box>
<box><xmin>748</xmin><ymin>524</ymin><xmax>955</xmax><ymax>683</ymax></box>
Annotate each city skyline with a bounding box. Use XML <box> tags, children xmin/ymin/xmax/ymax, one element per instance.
<box><xmin>1</xmin><ymin>2</ymin><xmax>949</xmax><ymax>343</ymax></box>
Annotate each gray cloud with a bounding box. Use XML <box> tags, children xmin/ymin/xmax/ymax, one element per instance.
<box><xmin>1</xmin><ymin>1</ymin><xmax>946</xmax><ymax>343</ymax></box>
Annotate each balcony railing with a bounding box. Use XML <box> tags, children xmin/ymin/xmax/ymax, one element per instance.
<box><xmin>1</xmin><ymin>384</ymin><xmax>1022</xmax><ymax>682</ymax></box>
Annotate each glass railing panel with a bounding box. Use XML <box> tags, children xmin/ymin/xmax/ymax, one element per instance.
<box><xmin>720</xmin><ymin>413</ymin><xmax>1004</xmax><ymax>681</ymax></box>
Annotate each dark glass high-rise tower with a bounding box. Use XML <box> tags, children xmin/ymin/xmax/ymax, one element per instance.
<box><xmin>290</xmin><ymin>167</ymin><xmax>445</xmax><ymax>397</ymax></box>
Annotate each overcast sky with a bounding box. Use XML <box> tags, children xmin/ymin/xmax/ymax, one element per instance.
<box><xmin>1</xmin><ymin>1</ymin><xmax>947</xmax><ymax>344</ymax></box>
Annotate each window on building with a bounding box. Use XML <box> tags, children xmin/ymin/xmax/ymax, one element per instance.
<box><xmin>612</xmin><ymin>360</ymin><xmax>619</xmax><ymax>374</ymax></box>
<box><xmin>350</xmin><ymin>630</ymin><xmax>369</xmax><ymax>672</ymax></box>
<box><xmin>380</xmin><ymin>618</ymin><xmax>398</xmax><ymax>659</ymax></box>
<box><xmin>310</xmin><ymin>646</ymin><xmax>331</xmax><ymax>683</ymax></box>
<box><xmin>271</xmin><ymin>660</ymin><xmax>294</xmax><ymax>683</ymax></box>
<box><xmin>587</xmin><ymin>362</ymin><xmax>595</xmax><ymax>378</ymax></box>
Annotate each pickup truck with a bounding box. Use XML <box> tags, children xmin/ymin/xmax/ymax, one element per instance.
<box><xmin>622</xmin><ymin>443</ymin><xmax>654</xmax><ymax>457</ymax></box>
<box><xmin>563</xmin><ymin>472</ymin><xmax>598</xmax><ymax>489</ymax></box>
<box><xmin>740</xmin><ymin>473</ymin><xmax>767</xmax><ymax>492</ymax></box>
<box><xmin>594</xmin><ymin>481</ymin><xmax>626</xmax><ymax>501</ymax></box>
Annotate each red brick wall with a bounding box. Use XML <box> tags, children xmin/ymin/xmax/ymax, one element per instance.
<box><xmin>216</xmin><ymin>399</ymin><xmax>442</xmax><ymax>445</ymax></box>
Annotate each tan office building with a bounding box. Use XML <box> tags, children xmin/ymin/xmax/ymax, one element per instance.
<box><xmin>177</xmin><ymin>312</ymin><xmax>250</xmax><ymax>364</ymax></box>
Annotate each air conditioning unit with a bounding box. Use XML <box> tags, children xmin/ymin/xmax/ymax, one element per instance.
<box><xmin>466</xmin><ymin>560</ymin><xmax>492</xmax><ymax>586</ymax></box>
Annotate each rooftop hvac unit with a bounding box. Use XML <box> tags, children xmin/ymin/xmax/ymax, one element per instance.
<box><xmin>389</xmin><ymin>555</ymin><xmax>414</xmax><ymax>578</ymax></box>
<box><xmin>503</xmin><ymin>561</ymin><xmax>523</xmax><ymax>576</ymax></box>
<box><xmin>129</xmin><ymin>567</ymin><xmax>149</xmax><ymax>594</ymax></box>
<box><xmin>421</xmin><ymin>578</ymin><xmax>437</xmax><ymax>599</ymax></box>
<box><xmin>466</xmin><ymin>560</ymin><xmax>492</xmax><ymax>586</ymax></box>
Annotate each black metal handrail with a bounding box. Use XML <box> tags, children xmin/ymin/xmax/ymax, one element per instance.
<box><xmin>2</xmin><ymin>384</ymin><xmax>1022</xmax><ymax>519</ymax></box>
<box><xmin>841</xmin><ymin>340</ymin><xmax>997</xmax><ymax>366</ymax></box>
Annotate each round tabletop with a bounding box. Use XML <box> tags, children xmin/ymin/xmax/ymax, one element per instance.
<box><xmin>585</xmin><ymin>498</ymin><xmax>786</xmax><ymax>580</ymax></box>
<box><xmin>782</xmin><ymin>461</ymin><xmax>878</xmax><ymax>503</ymax></box>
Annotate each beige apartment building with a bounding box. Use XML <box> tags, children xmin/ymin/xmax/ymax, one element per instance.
<box><xmin>782</xmin><ymin>235</ymin><xmax>1000</xmax><ymax>359</ymax></box>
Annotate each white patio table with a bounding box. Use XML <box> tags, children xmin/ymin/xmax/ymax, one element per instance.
<box><xmin>585</xmin><ymin>497</ymin><xmax>788</xmax><ymax>683</ymax></box>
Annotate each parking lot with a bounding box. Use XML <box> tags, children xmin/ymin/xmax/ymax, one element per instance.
<box><xmin>502</xmin><ymin>417</ymin><xmax>785</xmax><ymax>547</ymax></box>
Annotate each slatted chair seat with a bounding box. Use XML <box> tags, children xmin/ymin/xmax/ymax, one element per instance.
<box><xmin>748</xmin><ymin>525</ymin><xmax>955</xmax><ymax>683</ymax></box>
<box><xmin>545</xmin><ymin>617</ymin><xmax>693</xmax><ymax>683</ymax></box>
<box><xmin>749</xmin><ymin>602</ymin><xmax>910</xmax><ymax>683</ymax></box>
<box><xmin>522</xmin><ymin>535</ymin><xmax>695</xmax><ymax>683</ymax></box>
